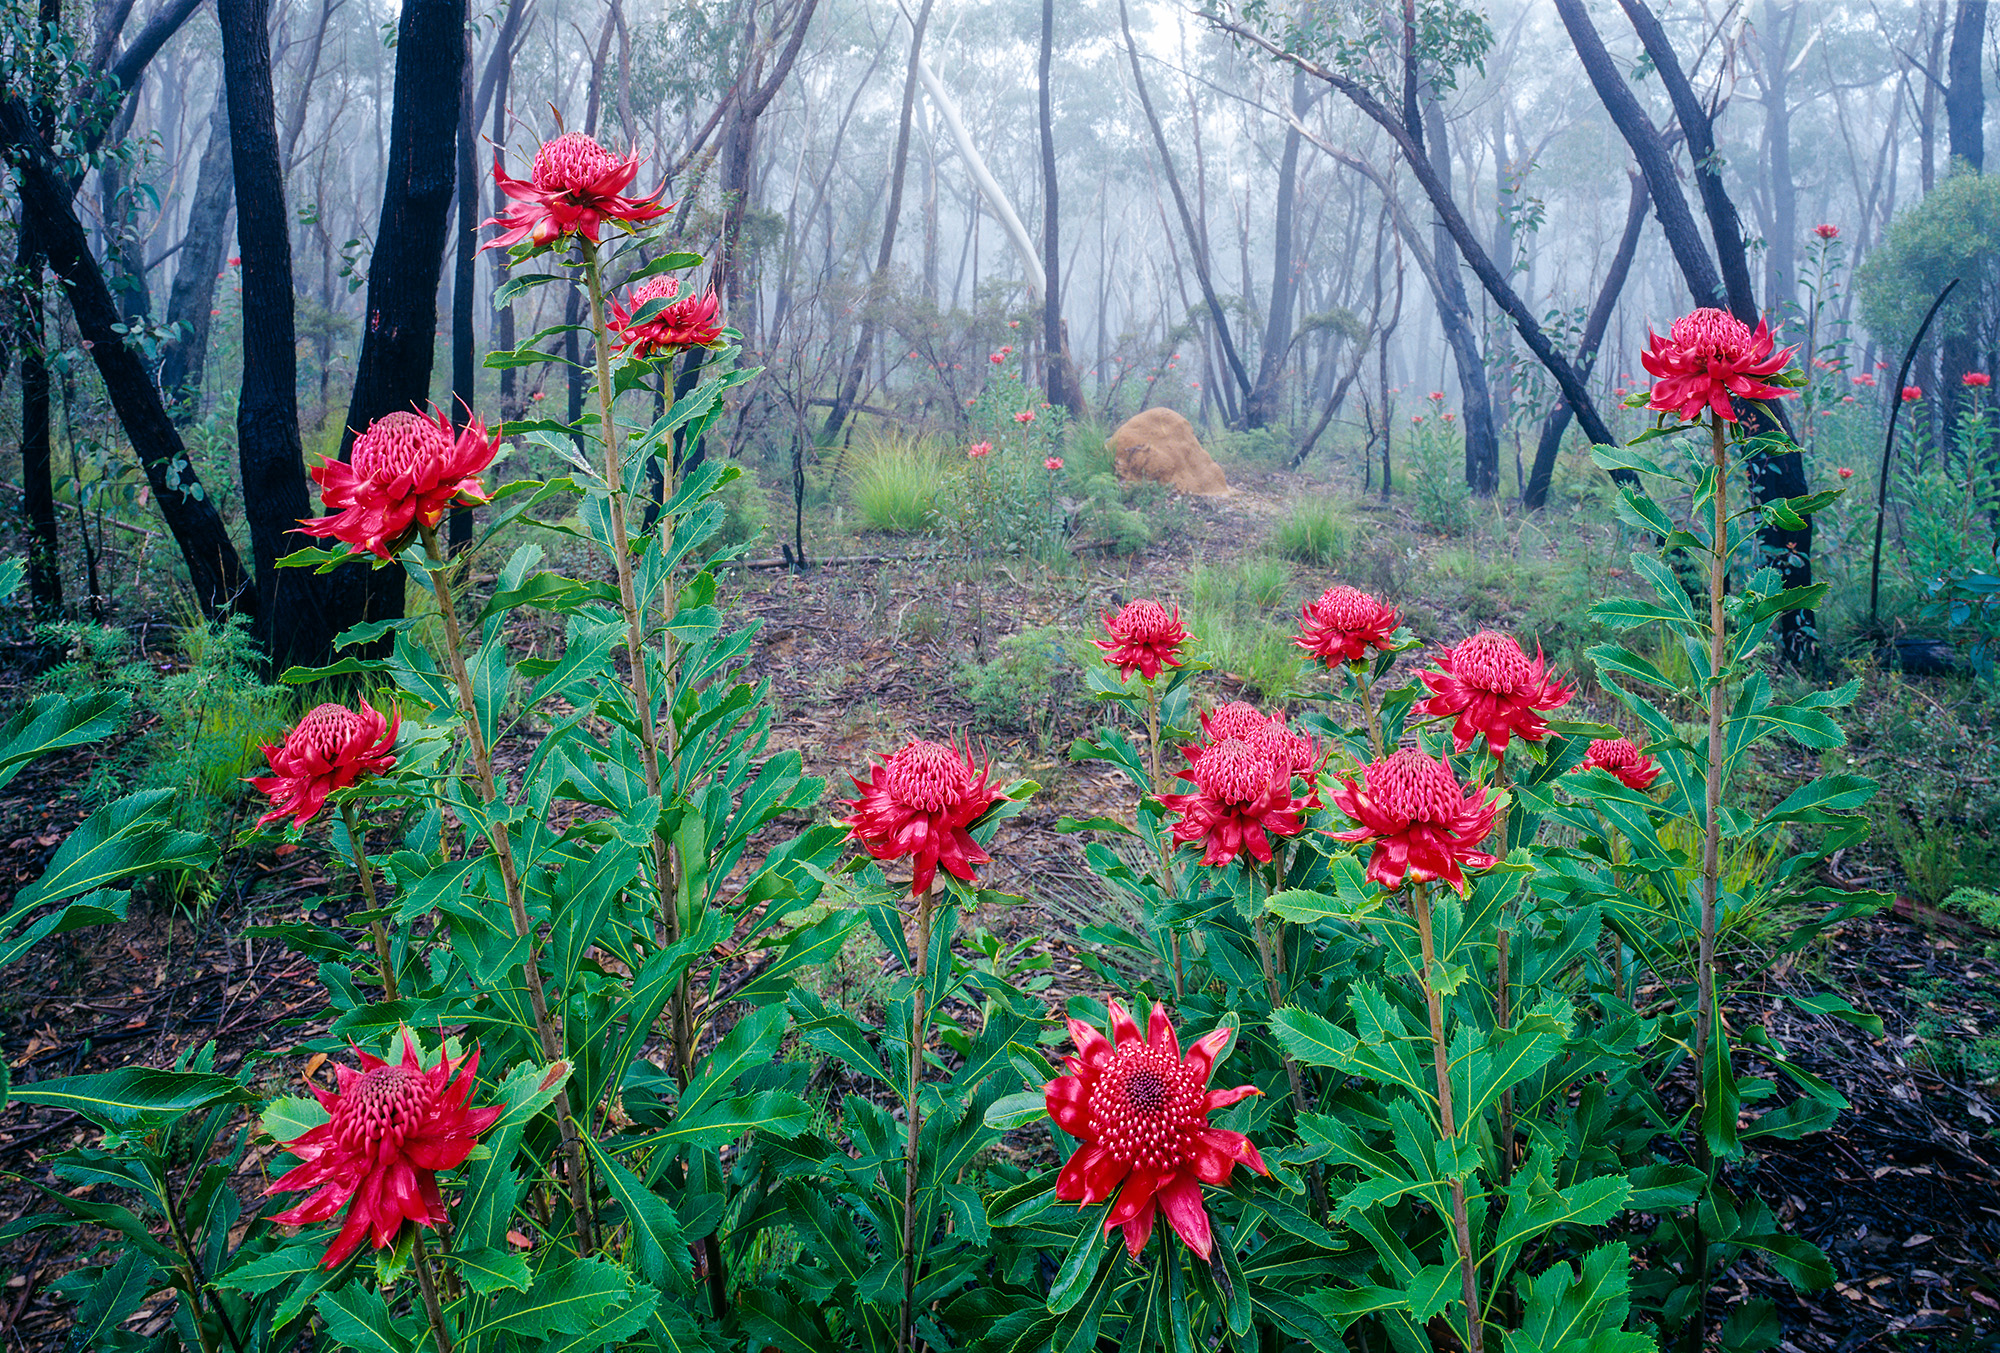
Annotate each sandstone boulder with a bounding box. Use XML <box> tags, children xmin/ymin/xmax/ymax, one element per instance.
<box><xmin>1108</xmin><ymin>407</ymin><xmax>1231</xmax><ymax>496</ymax></box>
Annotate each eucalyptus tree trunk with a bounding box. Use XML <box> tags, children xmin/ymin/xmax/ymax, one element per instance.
<box><xmin>1419</xmin><ymin>88</ymin><xmax>1499</xmax><ymax>495</ymax></box>
<box><xmin>1037</xmin><ymin>0</ymin><xmax>1084</xmax><ymax>417</ymax></box>
<box><xmin>450</xmin><ymin>12</ymin><xmax>478</xmax><ymax>550</ymax></box>
<box><xmin>1942</xmin><ymin>0</ymin><xmax>1986</xmax><ymax>431</ymax></box>
<box><xmin>339</xmin><ymin>0</ymin><xmax>470</xmax><ymax>632</ymax></box>
<box><xmin>1249</xmin><ymin>70</ymin><xmax>1309</xmax><ymax>431</ymax></box>
<box><xmin>160</xmin><ymin>80</ymin><xmax>233</xmax><ymax>422</ymax></box>
<box><xmin>17</xmin><ymin>223</ymin><xmax>61</xmax><ymax>620</ymax></box>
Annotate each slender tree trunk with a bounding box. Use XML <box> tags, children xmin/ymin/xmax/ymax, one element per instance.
<box><xmin>1524</xmin><ymin>171</ymin><xmax>1650</xmax><ymax>508</ymax></box>
<box><xmin>1122</xmin><ymin>0</ymin><xmax>1253</xmax><ymax>424</ymax></box>
<box><xmin>339</xmin><ymin>0</ymin><xmax>470</xmax><ymax>631</ymax></box>
<box><xmin>1758</xmin><ymin>1</ymin><xmax>1800</xmax><ymax>312</ymax></box>
<box><xmin>715</xmin><ymin>0</ymin><xmax>822</xmax><ymax>321</ymax></box>
<box><xmin>3</xmin><ymin>98</ymin><xmax>250</xmax><ymax>616</ymax></box>
<box><xmin>160</xmin><ymin>79</ymin><xmax>232</xmax><ymax>421</ymax></box>
<box><xmin>488</xmin><ymin>18</ymin><xmax>518</xmax><ymax>421</ymax></box>
<box><xmin>17</xmin><ymin>222</ymin><xmax>61</xmax><ymax>620</ymax></box>
<box><xmin>822</xmin><ymin>0</ymin><xmax>934</xmax><ymax>444</ymax></box>
<box><xmin>1418</xmin><ymin>88</ymin><xmax>1499</xmax><ymax>495</ymax></box>
<box><xmin>1037</xmin><ymin>0</ymin><xmax>1084</xmax><ymax>417</ymax></box>
<box><xmin>1250</xmin><ymin>70</ymin><xmax>1309</xmax><ymax>430</ymax></box>
<box><xmin>1942</xmin><ymin>1</ymin><xmax>1987</xmax><ymax>431</ymax></box>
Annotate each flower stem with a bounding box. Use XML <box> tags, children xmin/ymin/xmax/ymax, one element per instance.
<box><xmin>339</xmin><ymin>801</ymin><xmax>396</xmax><ymax>1002</ymax></box>
<box><xmin>1413</xmin><ymin>881</ymin><xmax>1485</xmax><ymax>1353</ymax></box>
<box><xmin>1252</xmin><ymin>864</ymin><xmax>1325</xmax><ymax>1221</ymax></box>
<box><xmin>1355</xmin><ymin>666</ymin><xmax>1386</xmax><ymax>761</ymax></box>
<box><xmin>1144</xmin><ymin>679</ymin><xmax>1182</xmax><ymax>997</ymax></box>
<box><xmin>411</xmin><ymin>1234</ymin><xmax>455</xmax><ymax>1353</ymax></box>
<box><xmin>899</xmin><ymin>882</ymin><xmax>934</xmax><ymax>1353</ymax></box>
<box><xmin>578</xmin><ymin>241</ymin><xmax>690</xmax><ymax>1080</ymax></box>
<box><xmin>1695</xmin><ymin>415</ymin><xmax>1727</xmax><ymax>1102</ymax></box>
<box><xmin>1492</xmin><ymin>759</ymin><xmax>1513</xmax><ymax>1183</ymax></box>
<box><xmin>417</xmin><ymin>521</ymin><xmax>596</xmax><ymax>1255</ymax></box>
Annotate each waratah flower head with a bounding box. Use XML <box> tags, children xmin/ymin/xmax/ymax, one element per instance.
<box><xmin>1328</xmin><ymin>747</ymin><xmax>1500</xmax><ymax>892</ymax></box>
<box><xmin>1814</xmin><ymin>224</ymin><xmax>1839</xmax><ymax>240</ymax></box>
<box><xmin>482</xmin><ymin>131</ymin><xmax>669</xmax><ymax>251</ymax></box>
<box><xmin>609</xmin><ymin>277</ymin><xmax>725</xmax><ymax>358</ymax></box>
<box><xmin>1576</xmin><ymin>737</ymin><xmax>1661</xmax><ymax>792</ymax></box>
<box><xmin>1417</xmin><ymin>630</ymin><xmax>1574</xmax><ymax>756</ymax></box>
<box><xmin>300</xmin><ymin>408</ymin><xmax>499</xmax><ymax>559</ymax></box>
<box><xmin>1094</xmin><ymin>599</ymin><xmax>1189</xmax><ymax>682</ymax></box>
<box><xmin>266</xmin><ymin>1031</ymin><xmax>502</xmax><ymax>1269</ymax></box>
<box><xmin>1903</xmin><ymin>386</ymin><xmax>1923</xmax><ymax>402</ymax></box>
<box><xmin>1162</xmin><ymin>736</ymin><xmax>1310</xmax><ymax>867</ymax></box>
<box><xmin>1296</xmin><ymin>584</ymin><xmax>1401</xmax><ymax>667</ymax></box>
<box><xmin>1640</xmin><ymin>307</ymin><xmax>1794</xmax><ymax>424</ymax></box>
<box><xmin>841</xmin><ymin>739</ymin><xmax>1001</xmax><ymax>895</ymax></box>
<box><xmin>1046</xmin><ymin>1000</ymin><xmax>1266</xmax><ymax>1260</ymax></box>
<box><xmin>1199</xmin><ymin>701</ymin><xmax>1273</xmax><ymax>745</ymax></box>
<box><xmin>1966</xmin><ymin>371</ymin><xmax>1992</xmax><ymax>388</ymax></box>
<box><xmin>251</xmin><ymin>701</ymin><xmax>399</xmax><ymax>829</ymax></box>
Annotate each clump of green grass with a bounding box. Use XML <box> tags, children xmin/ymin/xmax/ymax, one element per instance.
<box><xmin>1183</xmin><ymin>557</ymin><xmax>1301</xmax><ymax>700</ymax></box>
<box><xmin>1271</xmin><ymin>497</ymin><xmax>1357</xmax><ymax>567</ymax></box>
<box><xmin>848</xmin><ymin>432</ymin><xmax>948</xmax><ymax>534</ymax></box>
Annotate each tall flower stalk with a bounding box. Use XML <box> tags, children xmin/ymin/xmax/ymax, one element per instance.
<box><xmin>338</xmin><ymin>802</ymin><xmax>395</xmax><ymax>1002</ymax></box>
<box><xmin>1412</xmin><ymin>880</ymin><xmax>1483</xmax><ymax>1353</ymax></box>
<box><xmin>1694</xmin><ymin>413</ymin><xmax>1728</xmax><ymax>1093</ymax></box>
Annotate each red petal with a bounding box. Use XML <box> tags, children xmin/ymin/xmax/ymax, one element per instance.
<box><xmin>1112</xmin><ymin>1197</ymin><xmax>1157</xmax><ymax>1259</ymax></box>
<box><xmin>1186</xmin><ymin>1027</ymin><xmax>1232</xmax><ymax>1084</ymax></box>
<box><xmin>1107</xmin><ymin>1000</ymin><xmax>1141</xmax><ymax>1048</ymax></box>
<box><xmin>1146</xmin><ymin>1003</ymin><xmax>1180</xmax><ymax>1060</ymax></box>
<box><xmin>1157</xmin><ymin>1172</ymin><xmax>1214</xmax><ymax>1260</ymax></box>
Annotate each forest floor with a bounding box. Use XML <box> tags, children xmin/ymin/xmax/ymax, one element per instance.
<box><xmin>0</xmin><ymin>459</ymin><xmax>1995</xmax><ymax>1351</ymax></box>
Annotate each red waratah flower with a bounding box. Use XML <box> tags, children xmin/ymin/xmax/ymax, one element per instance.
<box><xmin>1428</xmin><ymin>391</ymin><xmax>1446</xmax><ymax>402</ymax></box>
<box><xmin>251</xmin><ymin>701</ymin><xmax>399</xmax><ymax>829</ymax></box>
<box><xmin>1015</xmin><ymin>410</ymin><xmax>1036</xmax><ymax>424</ymax></box>
<box><xmin>989</xmin><ymin>353</ymin><xmax>1005</xmax><ymax>365</ymax></box>
<box><xmin>608</xmin><ymin>278</ymin><xmax>724</xmax><ymax>358</ymax></box>
<box><xmin>968</xmin><ymin>441</ymin><xmax>993</xmax><ymax>459</ymax></box>
<box><xmin>1814</xmin><ymin>224</ymin><xmax>1839</xmax><ymax>240</ymax></box>
<box><xmin>1329</xmin><ymin>747</ymin><xmax>1500</xmax><ymax>892</ymax></box>
<box><xmin>1576</xmin><ymin>737</ymin><xmax>1661</xmax><ymax>791</ymax></box>
<box><xmin>1046</xmin><ymin>1000</ymin><xmax>1266</xmax><ymax>1261</ymax></box>
<box><xmin>1853</xmin><ymin>373</ymin><xmax>1877</xmax><ymax>387</ymax></box>
<box><xmin>1296</xmin><ymin>585</ymin><xmax>1401</xmax><ymax>667</ymax></box>
<box><xmin>1045</xmin><ymin>456</ymin><xmax>1064</xmax><ymax>471</ymax></box>
<box><xmin>1001</xmin><ymin>345</ymin><xmax>1015</xmax><ymax>355</ymax></box>
<box><xmin>1417</xmin><ymin>630</ymin><xmax>1574</xmax><ymax>756</ymax></box>
<box><xmin>300</xmin><ymin>409</ymin><xmax>499</xmax><ymax>559</ymax></box>
<box><xmin>1837</xmin><ymin>466</ymin><xmax>1854</xmax><ymax>478</ymax></box>
<box><xmin>1966</xmin><ymin>372</ymin><xmax>1992</xmax><ymax>388</ymax></box>
<box><xmin>1162</xmin><ymin>737</ymin><xmax>1310</xmax><ymax>866</ymax></box>
<box><xmin>841</xmin><ymin>739</ymin><xmax>1001</xmax><ymax>895</ymax></box>
<box><xmin>1095</xmin><ymin>599</ymin><xmax>1189</xmax><ymax>682</ymax></box>
<box><xmin>266</xmin><ymin>1032</ymin><xmax>502</xmax><ymax>1269</ymax></box>
<box><xmin>1902</xmin><ymin>386</ymin><xmax>1923</xmax><ymax>402</ymax></box>
<box><xmin>1641</xmin><ymin>307</ymin><xmax>1794</xmax><ymax>424</ymax></box>
<box><xmin>482</xmin><ymin>131</ymin><xmax>669</xmax><ymax>251</ymax></box>
<box><xmin>1198</xmin><ymin>700</ymin><xmax>1273</xmax><ymax>745</ymax></box>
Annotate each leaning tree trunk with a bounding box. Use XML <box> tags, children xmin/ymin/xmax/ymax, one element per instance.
<box><xmin>2</xmin><ymin>98</ymin><xmax>249</xmax><ymax>616</ymax></box>
<box><xmin>160</xmin><ymin>78</ymin><xmax>233</xmax><ymax>422</ymax></box>
<box><xmin>338</xmin><ymin>0</ymin><xmax>469</xmax><ymax>630</ymax></box>
<box><xmin>220</xmin><ymin>0</ymin><xmax>352</xmax><ymax>669</ymax></box>
<box><xmin>1524</xmin><ymin>171</ymin><xmax>1650</xmax><ymax>509</ymax></box>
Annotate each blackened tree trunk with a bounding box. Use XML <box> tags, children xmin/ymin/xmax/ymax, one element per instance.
<box><xmin>160</xmin><ymin>79</ymin><xmax>233</xmax><ymax>421</ymax></box>
<box><xmin>2</xmin><ymin>97</ymin><xmax>250</xmax><ymax>615</ymax></box>
<box><xmin>1524</xmin><ymin>171</ymin><xmax>1649</xmax><ymax>508</ymax></box>
<box><xmin>822</xmin><ymin>0</ymin><xmax>933</xmax><ymax>444</ymax></box>
<box><xmin>339</xmin><ymin>0</ymin><xmax>470</xmax><ymax>628</ymax></box>
<box><xmin>219</xmin><ymin>0</ymin><xmax>350</xmax><ymax>668</ymax></box>
<box><xmin>1249</xmin><ymin>70</ymin><xmax>1309</xmax><ymax>430</ymax></box>
<box><xmin>487</xmin><ymin>15</ymin><xmax>519</xmax><ymax>421</ymax></box>
<box><xmin>17</xmin><ymin>222</ymin><xmax>61</xmax><ymax>619</ymax></box>
<box><xmin>1942</xmin><ymin>1</ymin><xmax>1986</xmax><ymax>431</ymax></box>
<box><xmin>1756</xmin><ymin>0</ymin><xmax>1801</xmax><ymax>313</ymax></box>
<box><xmin>449</xmin><ymin>12</ymin><xmax>477</xmax><ymax>550</ymax></box>
<box><xmin>1612</xmin><ymin>0</ymin><xmax>1817</xmax><ymax>663</ymax></box>
<box><xmin>1037</xmin><ymin>0</ymin><xmax>1084</xmax><ymax>417</ymax></box>
<box><xmin>1418</xmin><ymin>87</ymin><xmax>1500</xmax><ymax>495</ymax></box>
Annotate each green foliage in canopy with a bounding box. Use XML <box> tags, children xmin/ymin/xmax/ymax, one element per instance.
<box><xmin>1856</xmin><ymin>166</ymin><xmax>2000</xmax><ymax>352</ymax></box>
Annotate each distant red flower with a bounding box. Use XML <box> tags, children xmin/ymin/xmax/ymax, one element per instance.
<box><xmin>482</xmin><ymin>131</ymin><xmax>669</xmax><ymax>251</ymax></box>
<box><xmin>842</xmin><ymin>739</ymin><xmax>1000</xmax><ymax>895</ymax></box>
<box><xmin>1329</xmin><ymin>748</ymin><xmax>1500</xmax><ymax>893</ymax></box>
<box><xmin>1442</xmin><ymin>413</ymin><xmax>1456</xmax><ymax>422</ymax></box>
<box><xmin>990</xmin><ymin>353</ymin><xmax>1005</xmax><ymax>365</ymax></box>
<box><xmin>967</xmin><ymin>441</ymin><xmax>993</xmax><ymax>459</ymax></box>
<box><xmin>1046</xmin><ymin>1000</ymin><xmax>1266</xmax><ymax>1261</ymax></box>
<box><xmin>1162</xmin><ymin>738</ymin><xmax>1310</xmax><ymax>867</ymax></box>
<box><xmin>1576</xmin><ymin>737</ymin><xmax>1660</xmax><ymax>791</ymax></box>
<box><xmin>608</xmin><ymin>278</ymin><xmax>723</xmax><ymax>357</ymax></box>
<box><xmin>1045</xmin><ymin>456</ymin><xmax>1064</xmax><ymax>471</ymax></box>
<box><xmin>301</xmin><ymin>409</ymin><xmax>499</xmax><ymax>559</ymax></box>
<box><xmin>1412</xmin><ymin>415</ymin><xmax>1425</xmax><ymax>425</ymax></box>
<box><xmin>1641</xmin><ymin>307</ymin><xmax>1793</xmax><ymax>424</ymax></box>
<box><xmin>1001</xmin><ymin>345</ymin><xmax>1015</xmax><ymax>355</ymax></box>
<box><xmin>1903</xmin><ymin>386</ymin><xmax>1923</xmax><ymax>402</ymax></box>
<box><xmin>1813</xmin><ymin>224</ymin><xmax>1839</xmax><ymax>241</ymax></box>
<box><xmin>267</xmin><ymin>1032</ymin><xmax>501</xmax><ymax>1269</ymax></box>
<box><xmin>1015</xmin><ymin>410</ymin><xmax>1036</xmax><ymax>424</ymax></box>
<box><xmin>1852</xmin><ymin>373</ymin><xmax>1876</xmax><ymax>387</ymax></box>
<box><xmin>1428</xmin><ymin>391</ymin><xmax>1445</xmax><ymax>402</ymax></box>
<box><xmin>228</xmin><ymin>256</ymin><xmax>241</xmax><ymax>266</ymax></box>
<box><xmin>251</xmin><ymin>702</ymin><xmax>399</xmax><ymax>830</ymax></box>
<box><xmin>1966</xmin><ymin>372</ymin><xmax>1992</xmax><ymax>388</ymax></box>
<box><xmin>1095</xmin><ymin>599</ymin><xmax>1188</xmax><ymax>682</ymax></box>
<box><xmin>1417</xmin><ymin>630</ymin><xmax>1574</xmax><ymax>756</ymax></box>
<box><xmin>1296</xmin><ymin>585</ymin><xmax>1400</xmax><ymax>667</ymax></box>
<box><xmin>1837</xmin><ymin>467</ymin><xmax>1854</xmax><ymax>478</ymax></box>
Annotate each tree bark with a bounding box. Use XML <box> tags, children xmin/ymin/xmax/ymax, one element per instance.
<box><xmin>1756</xmin><ymin>1</ymin><xmax>1800</xmax><ymax>313</ymax></box>
<box><xmin>449</xmin><ymin>9</ymin><xmax>477</xmax><ymax>549</ymax></box>
<box><xmin>3</xmin><ymin>97</ymin><xmax>250</xmax><ymax>616</ymax></box>
<box><xmin>714</xmin><ymin>0</ymin><xmax>821</xmax><ymax>323</ymax></box>
<box><xmin>339</xmin><ymin>0</ymin><xmax>470</xmax><ymax>631</ymax></box>
<box><xmin>1948</xmin><ymin>0</ymin><xmax>1987</xmax><ymax>172</ymax></box>
<box><xmin>1038</xmin><ymin>0</ymin><xmax>1084</xmax><ymax>417</ymax></box>
<box><xmin>17</xmin><ymin>221</ymin><xmax>62</xmax><ymax>620</ymax></box>
<box><xmin>1523</xmin><ymin>171</ymin><xmax>1650</xmax><ymax>509</ymax></box>
<box><xmin>821</xmin><ymin>0</ymin><xmax>933</xmax><ymax>444</ymax></box>
<box><xmin>1249</xmin><ymin>70</ymin><xmax>1309</xmax><ymax>430</ymax></box>
<box><xmin>1123</xmin><ymin>0</ymin><xmax>1254</xmax><ymax>424</ymax></box>
<box><xmin>159</xmin><ymin>78</ymin><xmax>233</xmax><ymax>421</ymax></box>
<box><xmin>219</xmin><ymin>0</ymin><xmax>353</xmax><ymax>668</ymax></box>
<box><xmin>1419</xmin><ymin>87</ymin><xmax>1500</xmax><ymax>495</ymax></box>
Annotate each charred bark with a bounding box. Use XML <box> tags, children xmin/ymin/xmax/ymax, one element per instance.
<box><xmin>1038</xmin><ymin>0</ymin><xmax>1084</xmax><ymax>417</ymax></box>
<box><xmin>17</xmin><ymin>223</ymin><xmax>61</xmax><ymax>619</ymax></box>
<box><xmin>159</xmin><ymin>79</ymin><xmax>232</xmax><ymax>421</ymax></box>
<box><xmin>450</xmin><ymin>10</ymin><xmax>477</xmax><ymax>550</ymax></box>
